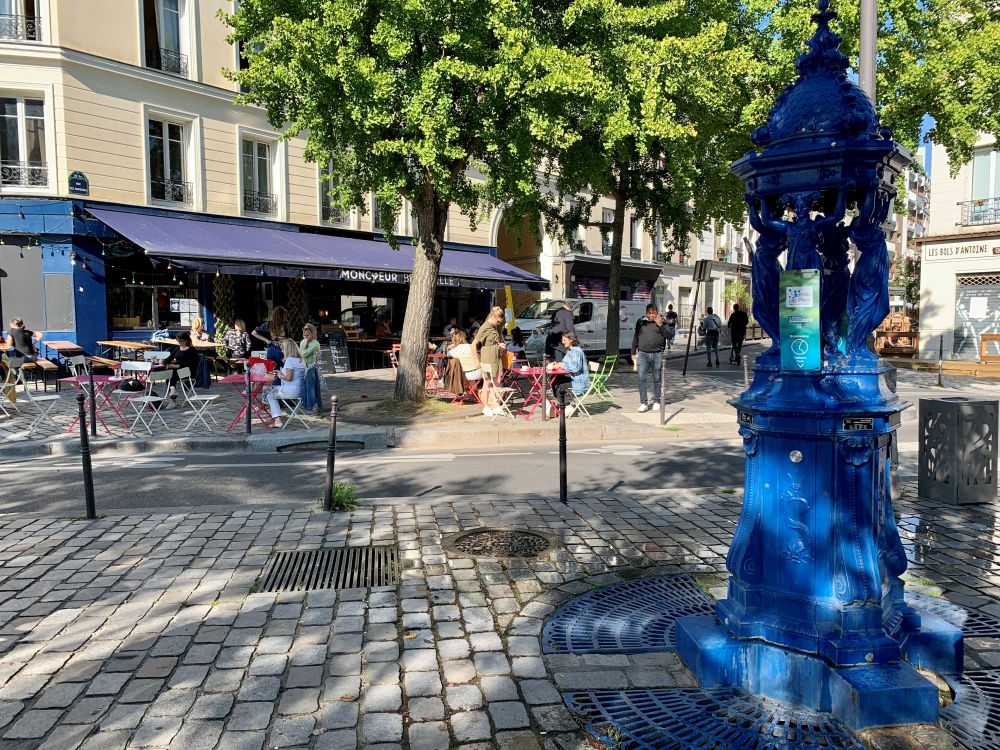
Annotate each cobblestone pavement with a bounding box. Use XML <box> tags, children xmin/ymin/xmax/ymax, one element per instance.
<box><xmin>0</xmin><ymin>477</ymin><xmax>994</xmax><ymax>749</ymax></box>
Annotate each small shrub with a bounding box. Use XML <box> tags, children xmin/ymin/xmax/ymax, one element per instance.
<box><xmin>326</xmin><ymin>482</ymin><xmax>359</xmax><ymax>512</ymax></box>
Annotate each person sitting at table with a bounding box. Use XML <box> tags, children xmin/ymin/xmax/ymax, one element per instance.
<box><xmin>547</xmin><ymin>331</ymin><xmax>589</xmax><ymax>417</ymax></box>
<box><xmin>222</xmin><ymin>319</ymin><xmax>252</xmax><ymax>359</ymax></box>
<box><xmin>375</xmin><ymin>318</ymin><xmax>393</xmax><ymax>337</ymax></box>
<box><xmin>443</xmin><ymin>316</ymin><xmax>458</xmax><ymax>338</ymax></box>
<box><xmin>447</xmin><ymin>330</ymin><xmax>481</xmax><ymax>383</ymax></box>
<box><xmin>300</xmin><ymin>323</ymin><xmax>320</xmax><ymax>366</ymax></box>
<box><xmin>190</xmin><ymin>316</ymin><xmax>212</xmax><ymax>342</ymax></box>
<box><xmin>4</xmin><ymin>317</ymin><xmax>42</xmax><ymax>362</ymax></box>
<box><xmin>264</xmin><ymin>338</ymin><xmax>306</xmax><ymax>428</ymax></box>
<box><xmin>160</xmin><ymin>331</ymin><xmax>201</xmax><ymax>405</ymax></box>
<box><xmin>252</xmin><ymin>306</ymin><xmax>289</xmax><ymax>347</ymax></box>
<box><xmin>507</xmin><ymin>327</ymin><xmax>526</xmax><ymax>361</ymax></box>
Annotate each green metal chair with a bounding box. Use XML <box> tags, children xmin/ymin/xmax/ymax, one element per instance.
<box><xmin>591</xmin><ymin>354</ymin><xmax>617</xmax><ymax>402</ymax></box>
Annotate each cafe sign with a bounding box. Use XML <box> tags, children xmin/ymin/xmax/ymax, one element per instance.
<box><xmin>332</xmin><ymin>268</ymin><xmax>461</xmax><ymax>286</ymax></box>
<box><xmin>924</xmin><ymin>242</ymin><xmax>1000</xmax><ymax>262</ymax></box>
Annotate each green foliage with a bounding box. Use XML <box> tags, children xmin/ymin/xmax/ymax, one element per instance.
<box><xmin>890</xmin><ymin>256</ymin><xmax>921</xmax><ymax>311</ymax></box>
<box><xmin>327</xmin><ymin>482</ymin><xmax>360</xmax><ymax>512</ymax></box>
<box><xmin>723</xmin><ymin>280</ymin><xmax>752</xmax><ymax>310</ymax></box>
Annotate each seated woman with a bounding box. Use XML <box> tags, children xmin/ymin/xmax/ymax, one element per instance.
<box><xmin>160</xmin><ymin>331</ymin><xmax>201</xmax><ymax>405</ymax></box>
<box><xmin>442</xmin><ymin>330</ymin><xmax>480</xmax><ymax>395</ymax></box>
<box><xmin>190</xmin><ymin>316</ymin><xmax>212</xmax><ymax>342</ymax></box>
<box><xmin>375</xmin><ymin>318</ymin><xmax>393</xmax><ymax>337</ymax></box>
<box><xmin>264</xmin><ymin>339</ymin><xmax>306</xmax><ymax>428</ymax></box>
<box><xmin>507</xmin><ymin>327</ymin><xmax>526</xmax><ymax>361</ymax></box>
<box><xmin>5</xmin><ymin>317</ymin><xmax>41</xmax><ymax>362</ymax></box>
<box><xmin>547</xmin><ymin>331</ymin><xmax>589</xmax><ymax>416</ymax></box>
<box><xmin>222</xmin><ymin>319</ymin><xmax>253</xmax><ymax>359</ymax></box>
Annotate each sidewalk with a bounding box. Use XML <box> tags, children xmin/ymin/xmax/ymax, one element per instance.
<box><xmin>0</xmin><ymin>480</ymin><xmax>992</xmax><ymax>748</ymax></box>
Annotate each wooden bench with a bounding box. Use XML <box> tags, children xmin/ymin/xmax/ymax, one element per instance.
<box><xmin>981</xmin><ymin>334</ymin><xmax>1000</xmax><ymax>364</ymax></box>
<box><xmin>20</xmin><ymin>358</ymin><xmax>59</xmax><ymax>391</ymax></box>
<box><xmin>86</xmin><ymin>356</ymin><xmax>121</xmax><ymax>371</ymax></box>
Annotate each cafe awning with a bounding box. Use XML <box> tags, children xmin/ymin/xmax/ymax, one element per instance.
<box><xmin>86</xmin><ymin>207</ymin><xmax>549</xmax><ymax>291</ymax></box>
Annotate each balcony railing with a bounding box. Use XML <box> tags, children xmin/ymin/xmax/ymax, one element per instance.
<box><xmin>629</xmin><ymin>247</ymin><xmax>641</xmax><ymax>260</ymax></box>
<box><xmin>146</xmin><ymin>47</ymin><xmax>189</xmax><ymax>77</ymax></box>
<box><xmin>0</xmin><ymin>161</ymin><xmax>48</xmax><ymax>187</ymax></box>
<box><xmin>0</xmin><ymin>14</ymin><xmax>41</xmax><ymax>41</ymax></box>
<box><xmin>601</xmin><ymin>245</ymin><xmax>611</xmax><ymax>257</ymax></box>
<box><xmin>151</xmin><ymin>179</ymin><xmax>192</xmax><ymax>203</ymax></box>
<box><xmin>656</xmin><ymin>251</ymin><xmax>672</xmax><ymax>263</ymax></box>
<box><xmin>959</xmin><ymin>198</ymin><xmax>1000</xmax><ymax>227</ymax></box>
<box><xmin>244</xmin><ymin>191</ymin><xmax>277</xmax><ymax>215</ymax></box>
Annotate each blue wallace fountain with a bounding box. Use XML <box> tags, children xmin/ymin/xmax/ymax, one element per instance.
<box><xmin>674</xmin><ymin>0</ymin><xmax>963</xmax><ymax>731</ymax></box>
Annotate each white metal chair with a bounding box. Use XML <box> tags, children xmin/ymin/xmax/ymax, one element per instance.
<box><xmin>109</xmin><ymin>360</ymin><xmax>153</xmax><ymax>413</ymax></box>
<box><xmin>126</xmin><ymin>370</ymin><xmax>171</xmax><ymax>434</ymax></box>
<box><xmin>0</xmin><ymin>360</ymin><xmax>21</xmax><ymax>417</ymax></box>
<box><xmin>142</xmin><ymin>351</ymin><xmax>171</xmax><ymax>364</ymax></box>
<box><xmin>5</xmin><ymin>358</ymin><xmax>61</xmax><ymax>434</ymax></box>
<box><xmin>562</xmin><ymin>363</ymin><xmax>599</xmax><ymax>419</ymax></box>
<box><xmin>68</xmin><ymin>355</ymin><xmax>88</xmax><ymax>376</ymax></box>
<box><xmin>480</xmin><ymin>363</ymin><xmax>516</xmax><ymax>421</ymax></box>
<box><xmin>176</xmin><ymin>366</ymin><xmax>220</xmax><ymax>432</ymax></box>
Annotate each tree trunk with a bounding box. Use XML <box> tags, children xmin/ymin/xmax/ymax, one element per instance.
<box><xmin>604</xmin><ymin>191</ymin><xmax>627</xmax><ymax>355</ymax></box>
<box><xmin>394</xmin><ymin>187</ymin><xmax>448</xmax><ymax>401</ymax></box>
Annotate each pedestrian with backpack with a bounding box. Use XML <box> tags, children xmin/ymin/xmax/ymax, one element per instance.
<box><xmin>699</xmin><ymin>307</ymin><xmax>724</xmax><ymax>367</ymax></box>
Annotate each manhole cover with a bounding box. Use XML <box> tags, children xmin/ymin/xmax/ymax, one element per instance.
<box><xmin>256</xmin><ymin>546</ymin><xmax>400</xmax><ymax>592</ymax></box>
<box><xmin>906</xmin><ymin>592</ymin><xmax>1000</xmax><ymax>638</ymax></box>
<box><xmin>451</xmin><ymin>529</ymin><xmax>550</xmax><ymax>558</ymax></box>
<box><xmin>942</xmin><ymin>670</ymin><xmax>1000</xmax><ymax>750</ymax></box>
<box><xmin>566</xmin><ymin>688</ymin><xmax>865</xmax><ymax>750</ymax></box>
<box><xmin>542</xmin><ymin>574</ymin><xmax>715</xmax><ymax>654</ymax></box>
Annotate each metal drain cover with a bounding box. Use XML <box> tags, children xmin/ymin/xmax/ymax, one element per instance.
<box><xmin>450</xmin><ymin>529</ymin><xmax>550</xmax><ymax>558</ymax></box>
<box><xmin>256</xmin><ymin>546</ymin><xmax>400</xmax><ymax>592</ymax></box>
<box><xmin>906</xmin><ymin>592</ymin><xmax>1000</xmax><ymax>638</ymax></box>
<box><xmin>566</xmin><ymin>688</ymin><xmax>865</xmax><ymax>750</ymax></box>
<box><xmin>543</xmin><ymin>574</ymin><xmax>715</xmax><ymax>654</ymax></box>
<box><xmin>942</xmin><ymin>670</ymin><xmax>1000</xmax><ymax>750</ymax></box>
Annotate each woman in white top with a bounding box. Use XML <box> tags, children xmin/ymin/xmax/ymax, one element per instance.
<box><xmin>265</xmin><ymin>338</ymin><xmax>306</xmax><ymax>428</ymax></box>
<box><xmin>447</xmin><ymin>330</ymin><xmax>481</xmax><ymax>380</ymax></box>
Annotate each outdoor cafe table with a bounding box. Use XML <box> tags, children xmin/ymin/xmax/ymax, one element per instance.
<box><xmin>156</xmin><ymin>338</ymin><xmax>220</xmax><ymax>350</ymax></box>
<box><xmin>58</xmin><ymin>374</ymin><xmax>126</xmax><ymax>433</ymax></box>
<box><xmin>97</xmin><ymin>340</ymin><xmax>155</xmax><ymax>360</ymax></box>
<box><xmin>42</xmin><ymin>340</ymin><xmax>84</xmax><ymax>358</ymax></box>
<box><xmin>512</xmin><ymin>364</ymin><xmax>567</xmax><ymax>421</ymax></box>
<box><xmin>220</xmin><ymin>372</ymin><xmax>274</xmax><ymax>431</ymax></box>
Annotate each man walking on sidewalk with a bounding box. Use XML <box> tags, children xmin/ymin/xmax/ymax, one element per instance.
<box><xmin>727</xmin><ymin>303</ymin><xmax>749</xmax><ymax>365</ymax></box>
<box><xmin>631</xmin><ymin>303</ymin><xmax>670</xmax><ymax>412</ymax></box>
<box><xmin>700</xmin><ymin>307</ymin><xmax>723</xmax><ymax>367</ymax></box>
<box><xmin>663</xmin><ymin>304</ymin><xmax>678</xmax><ymax>350</ymax></box>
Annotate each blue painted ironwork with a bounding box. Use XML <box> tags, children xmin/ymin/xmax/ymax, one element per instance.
<box><xmin>942</xmin><ymin>671</ymin><xmax>1000</xmax><ymax>750</ymax></box>
<box><xmin>566</xmin><ymin>688</ymin><xmax>865</xmax><ymax>750</ymax></box>
<box><xmin>675</xmin><ymin>0</ymin><xmax>963</xmax><ymax>731</ymax></box>
<box><xmin>542</xmin><ymin>575</ymin><xmax>714</xmax><ymax>655</ymax></box>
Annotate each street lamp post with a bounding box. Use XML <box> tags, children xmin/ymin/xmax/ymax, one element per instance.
<box><xmin>859</xmin><ymin>0</ymin><xmax>877</xmax><ymax>100</ymax></box>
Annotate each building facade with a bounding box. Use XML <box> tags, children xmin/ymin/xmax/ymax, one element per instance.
<box><xmin>917</xmin><ymin>135</ymin><xmax>1000</xmax><ymax>360</ymax></box>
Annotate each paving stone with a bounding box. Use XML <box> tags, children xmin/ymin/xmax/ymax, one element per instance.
<box><xmin>404</xmin><ymin>670</ymin><xmax>443</xmax><ymax>697</ymax></box>
<box><xmin>237</xmin><ymin>675</ymin><xmax>281</xmax><ymax>702</ymax></box>
<box><xmin>408</xmin><ymin>696</ymin><xmax>446</xmax><ymax>721</ymax></box>
<box><xmin>100</xmin><ymin>702</ymin><xmax>148</xmax><ymax>731</ymax></box>
<box><xmin>269</xmin><ymin>715</ymin><xmax>316</xmax><ymax>747</ymax></box>
<box><xmin>473</xmin><ymin>652</ymin><xmax>511</xmax><ymax>675</ymax></box>
<box><xmin>315</xmin><ymin>728</ymin><xmax>357</xmax><ymax>749</ymax></box>
<box><xmin>190</xmin><ymin>692</ymin><xmax>235</xmax><ymax>719</ymax></box>
<box><xmin>248</xmin><ymin>654</ymin><xmax>287</xmax><ymax>676</ymax></box>
<box><xmin>290</xmin><ymin>644</ymin><xmax>327</xmax><ymax>666</ymax></box>
<box><xmin>512</xmin><ymin>656</ymin><xmax>547</xmax><ymax>678</ymax></box>
<box><xmin>217</xmin><ymin>731</ymin><xmax>266</xmax><ymax>750</ymax></box>
<box><xmin>362</xmin><ymin>684</ymin><xmax>402</xmax><ymax>712</ymax></box>
<box><xmin>438</xmin><ymin>638</ymin><xmax>471</xmax><ymax>660</ymax></box>
<box><xmin>408</xmin><ymin>721</ymin><xmax>450</xmax><ymax>750</ymax></box>
<box><xmin>0</xmin><ymin>675</ymin><xmax>49</xmax><ymax>700</ymax></box>
<box><xmin>36</xmin><ymin>723</ymin><xmax>92</xmax><ymax>750</ymax></box>
<box><xmin>324</xmin><ymin>674</ymin><xmax>362</xmax><ymax>701</ymax></box>
<box><xmin>286</xmin><ymin>664</ymin><xmax>324</xmax><ymax>688</ymax></box>
<box><xmin>318</xmin><ymin>699</ymin><xmax>359</xmax><ymax>730</ymax></box>
<box><xmin>136</xmin><ymin>657</ymin><xmax>177</xmax><ymax>679</ymax></box>
<box><xmin>34</xmin><ymin>681</ymin><xmax>85</xmax><ymax>708</ymax></box>
<box><xmin>228</xmin><ymin>702</ymin><xmax>273</xmax><ymax>731</ymax></box>
<box><xmin>3</xmin><ymin>708</ymin><xmax>62</xmax><ymax>739</ymax></box>
<box><xmin>481</xmin><ymin>676</ymin><xmax>519</xmax><ymax>701</ymax></box>
<box><xmin>364</xmin><ymin>642</ymin><xmax>398</xmax><ymax>663</ymax></box>
<box><xmin>363</xmin><ymin>712</ymin><xmax>403</xmax><ymax>743</ymax></box>
<box><xmin>469</xmin><ymin>632</ymin><xmax>503</xmax><ymax>651</ymax></box>
<box><xmin>553</xmin><ymin>670</ymin><xmax>627</xmax><ymax>690</ymax></box>
<box><xmin>168</xmin><ymin>665</ymin><xmax>209</xmax><ymax>689</ymax></box>
<box><xmin>532</xmin><ymin>703</ymin><xmax>579</xmax><ymax>732</ymax></box>
<box><xmin>278</xmin><ymin>687</ymin><xmax>320</xmax><ymax>714</ymax></box>
<box><xmin>402</xmin><ymin>648</ymin><xmax>439</xmax><ymax>672</ymax></box>
<box><xmin>489</xmin><ymin>701</ymin><xmax>531</xmax><ymax>730</ymax></box>
<box><xmin>519</xmin><ymin>679</ymin><xmax>561</xmax><ymax>705</ymax></box>
<box><xmin>131</xmin><ymin>716</ymin><xmax>182</xmax><ymax>747</ymax></box>
<box><xmin>328</xmin><ymin>633</ymin><xmax>363</xmax><ymax>653</ymax></box>
<box><xmin>451</xmin><ymin>710</ymin><xmax>492</xmax><ymax>742</ymax></box>
<box><xmin>65</xmin><ymin>697</ymin><xmax>114</xmax><ymax>724</ymax></box>
<box><xmin>148</xmin><ymin>688</ymin><xmax>197</xmax><ymax>717</ymax></box>
<box><xmin>446</xmin><ymin>684</ymin><xmax>483</xmax><ymax>711</ymax></box>
<box><xmin>172</xmin><ymin>719</ymin><xmax>224</xmax><ymax>749</ymax></box>
<box><xmin>443</xmin><ymin>659</ymin><xmax>477</xmax><ymax>684</ymax></box>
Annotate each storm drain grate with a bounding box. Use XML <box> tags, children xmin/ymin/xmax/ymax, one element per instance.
<box><xmin>906</xmin><ymin>592</ymin><xmax>1000</xmax><ymax>638</ymax></box>
<box><xmin>565</xmin><ymin>688</ymin><xmax>865</xmax><ymax>750</ymax></box>
<box><xmin>542</xmin><ymin>574</ymin><xmax>715</xmax><ymax>654</ymax></box>
<box><xmin>942</xmin><ymin>670</ymin><xmax>1000</xmax><ymax>750</ymax></box>
<box><xmin>256</xmin><ymin>546</ymin><xmax>400</xmax><ymax>592</ymax></box>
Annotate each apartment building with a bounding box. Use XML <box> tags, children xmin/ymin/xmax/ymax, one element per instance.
<box><xmin>916</xmin><ymin>136</ymin><xmax>1000</xmax><ymax>360</ymax></box>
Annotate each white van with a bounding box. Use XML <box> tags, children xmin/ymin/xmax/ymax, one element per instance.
<box><xmin>516</xmin><ymin>298</ymin><xmax>648</xmax><ymax>357</ymax></box>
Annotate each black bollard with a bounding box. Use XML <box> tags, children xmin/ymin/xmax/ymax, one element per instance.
<box><xmin>323</xmin><ymin>395</ymin><xmax>339</xmax><ymax>512</ymax></box>
<box><xmin>541</xmin><ymin>355</ymin><xmax>549</xmax><ymax>422</ymax></box>
<box><xmin>76</xmin><ymin>394</ymin><xmax>96</xmax><ymax>520</ymax></box>
<box><xmin>558</xmin><ymin>388</ymin><xmax>567</xmax><ymax>504</ymax></box>
<box><xmin>245</xmin><ymin>366</ymin><xmax>252</xmax><ymax>434</ymax></box>
<box><xmin>659</xmin><ymin>354</ymin><xmax>668</xmax><ymax>425</ymax></box>
<box><xmin>87</xmin><ymin>366</ymin><xmax>97</xmax><ymax>438</ymax></box>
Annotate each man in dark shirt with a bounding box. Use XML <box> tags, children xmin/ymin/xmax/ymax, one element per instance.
<box><xmin>5</xmin><ymin>317</ymin><xmax>40</xmax><ymax>362</ymax></box>
<box><xmin>727</xmin><ymin>303</ymin><xmax>750</xmax><ymax>364</ymax></box>
<box><xmin>663</xmin><ymin>304</ymin><xmax>678</xmax><ymax>350</ymax></box>
<box><xmin>545</xmin><ymin>302</ymin><xmax>576</xmax><ymax>362</ymax></box>
<box><xmin>631</xmin><ymin>303</ymin><xmax>669</xmax><ymax>412</ymax></box>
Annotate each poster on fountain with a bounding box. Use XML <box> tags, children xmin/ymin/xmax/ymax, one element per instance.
<box><xmin>779</xmin><ymin>269</ymin><xmax>821</xmax><ymax>372</ymax></box>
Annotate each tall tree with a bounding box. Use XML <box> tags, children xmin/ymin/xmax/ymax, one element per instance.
<box><xmin>224</xmin><ymin>0</ymin><xmax>590</xmax><ymax>400</ymax></box>
<box><xmin>540</xmin><ymin>0</ymin><xmax>767</xmax><ymax>354</ymax></box>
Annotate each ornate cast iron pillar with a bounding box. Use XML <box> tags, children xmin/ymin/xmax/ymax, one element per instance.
<box><xmin>676</xmin><ymin>0</ymin><xmax>962</xmax><ymax>731</ymax></box>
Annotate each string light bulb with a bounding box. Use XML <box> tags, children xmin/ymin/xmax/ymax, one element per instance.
<box><xmin>299</xmin><ymin>269</ymin><xmax>306</xmax><ymax>281</ymax></box>
<box><xmin>216</xmin><ymin>268</ymin><xmax>221</xmax><ymax>278</ymax></box>
<box><xmin>81</xmin><ymin>260</ymin><xmax>88</xmax><ymax>271</ymax></box>
<box><xmin>70</xmin><ymin>251</ymin><xmax>77</xmax><ymax>266</ymax></box>
<box><xmin>167</xmin><ymin>261</ymin><xmax>173</xmax><ymax>271</ymax></box>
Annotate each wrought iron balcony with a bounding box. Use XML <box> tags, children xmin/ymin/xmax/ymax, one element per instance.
<box><xmin>959</xmin><ymin>198</ymin><xmax>1000</xmax><ymax>226</ymax></box>
<box><xmin>0</xmin><ymin>161</ymin><xmax>48</xmax><ymax>187</ymax></box>
<box><xmin>244</xmin><ymin>191</ymin><xmax>277</xmax><ymax>215</ymax></box>
<box><xmin>601</xmin><ymin>245</ymin><xmax>611</xmax><ymax>256</ymax></box>
<box><xmin>322</xmin><ymin>204</ymin><xmax>344</xmax><ymax>224</ymax></box>
<box><xmin>629</xmin><ymin>247</ymin><xmax>641</xmax><ymax>260</ymax></box>
<box><xmin>150</xmin><ymin>179</ymin><xmax>192</xmax><ymax>203</ymax></box>
<box><xmin>146</xmin><ymin>47</ymin><xmax>189</xmax><ymax>77</ymax></box>
<box><xmin>0</xmin><ymin>14</ymin><xmax>41</xmax><ymax>41</ymax></box>
<box><xmin>656</xmin><ymin>251</ymin><xmax>672</xmax><ymax>263</ymax></box>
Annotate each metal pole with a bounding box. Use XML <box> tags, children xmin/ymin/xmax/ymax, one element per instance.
<box><xmin>659</xmin><ymin>353</ymin><xmax>668</xmax><ymax>425</ymax></box>
<box><xmin>323</xmin><ymin>395</ymin><xmax>339</xmax><ymax>512</ymax></box>
<box><xmin>558</xmin><ymin>388</ymin><xmax>567</xmax><ymax>504</ymax></box>
<box><xmin>937</xmin><ymin>334</ymin><xmax>944</xmax><ymax>387</ymax></box>
<box><xmin>743</xmin><ymin>354</ymin><xmax>750</xmax><ymax>389</ymax></box>
<box><xmin>682</xmin><ymin>281</ymin><xmax>702</xmax><ymax>377</ymax></box>
<box><xmin>245</xmin><ymin>366</ymin><xmax>252</xmax><ymax>435</ymax></box>
<box><xmin>541</xmin><ymin>354</ymin><xmax>549</xmax><ymax>421</ymax></box>
<box><xmin>859</xmin><ymin>0</ymin><xmax>877</xmax><ymax>101</ymax></box>
<box><xmin>76</xmin><ymin>394</ymin><xmax>96</xmax><ymax>520</ymax></box>
<box><xmin>87</xmin><ymin>365</ymin><xmax>96</xmax><ymax>438</ymax></box>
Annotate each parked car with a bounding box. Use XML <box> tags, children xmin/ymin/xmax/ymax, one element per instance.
<box><xmin>518</xmin><ymin>298</ymin><xmax>648</xmax><ymax>357</ymax></box>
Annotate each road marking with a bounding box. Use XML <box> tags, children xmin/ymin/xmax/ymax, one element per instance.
<box><xmin>461</xmin><ymin>452</ymin><xmax>532</xmax><ymax>457</ymax></box>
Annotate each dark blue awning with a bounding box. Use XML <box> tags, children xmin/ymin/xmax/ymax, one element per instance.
<box><xmin>86</xmin><ymin>207</ymin><xmax>548</xmax><ymax>291</ymax></box>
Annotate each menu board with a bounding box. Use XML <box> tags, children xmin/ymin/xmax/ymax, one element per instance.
<box><xmin>329</xmin><ymin>332</ymin><xmax>351</xmax><ymax>373</ymax></box>
<box><xmin>170</xmin><ymin>298</ymin><xmax>199</xmax><ymax>327</ymax></box>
